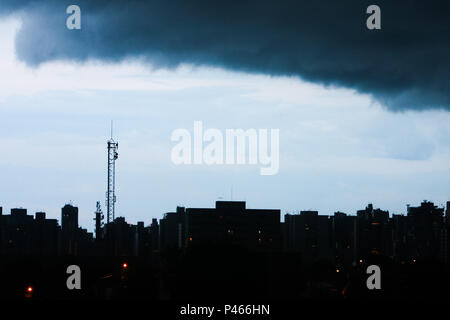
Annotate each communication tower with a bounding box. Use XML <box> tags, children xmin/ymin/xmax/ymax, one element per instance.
<box><xmin>106</xmin><ymin>122</ymin><xmax>118</xmax><ymax>224</ymax></box>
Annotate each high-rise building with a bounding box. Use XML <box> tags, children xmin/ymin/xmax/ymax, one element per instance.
<box><xmin>284</xmin><ymin>211</ymin><xmax>332</xmax><ymax>264</ymax></box>
<box><xmin>407</xmin><ymin>201</ymin><xmax>444</xmax><ymax>260</ymax></box>
<box><xmin>103</xmin><ymin>217</ymin><xmax>135</xmax><ymax>256</ymax></box>
<box><xmin>0</xmin><ymin>208</ymin><xmax>58</xmax><ymax>256</ymax></box>
<box><xmin>331</xmin><ymin>211</ymin><xmax>357</xmax><ymax>267</ymax></box>
<box><xmin>356</xmin><ymin>204</ymin><xmax>392</xmax><ymax>258</ymax></box>
<box><xmin>159</xmin><ymin>202</ymin><xmax>281</xmax><ymax>252</ymax></box>
<box><xmin>61</xmin><ymin>204</ymin><xmax>78</xmax><ymax>231</ymax></box>
<box><xmin>159</xmin><ymin>206</ymin><xmax>186</xmax><ymax>251</ymax></box>
<box><xmin>392</xmin><ymin>214</ymin><xmax>409</xmax><ymax>261</ymax></box>
<box><xmin>60</xmin><ymin>204</ymin><xmax>93</xmax><ymax>256</ymax></box>
<box><xmin>186</xmin><ymin>201</ymin><xmax>281</xmax><ymax>251</ymax></box>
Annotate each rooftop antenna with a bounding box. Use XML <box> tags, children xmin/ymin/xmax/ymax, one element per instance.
<box><xmin>106</xmin><ymin>121</ymin><xmax>118</xmax><ymax>224</ymax></box>
<box><xmin>93</xmin><ymin>201</ymin><xmax>104</xmax><ymax>241</ymax></box>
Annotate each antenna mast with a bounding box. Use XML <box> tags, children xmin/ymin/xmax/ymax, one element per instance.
<box><xmin>106</xmin><ymin>121</ymin><xmax>118</xmax><ymax>224</ymax></box>
<box><xmin>94</xmin><ymin>201</ymin><xmax>104</xmax><ymax>240</ymax></box>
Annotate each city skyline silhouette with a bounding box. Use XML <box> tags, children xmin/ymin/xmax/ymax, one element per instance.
<box><xmin>1</xmin><ymin>197</ymin><xmax>449</xmax><ymax>299</ymax></box>
<box><xmin>1</xmin><ymin>0</ymin><xmax>450</xmax><ymax>303</ymax></box>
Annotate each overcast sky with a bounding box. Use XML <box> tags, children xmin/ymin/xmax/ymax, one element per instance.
<box><xmin>1</xmin><ymin>2</ymin><xmax>450</xmax><ymax>231</ymax></box>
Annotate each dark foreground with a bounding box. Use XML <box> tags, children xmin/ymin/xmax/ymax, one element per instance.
<box><xmin>1</xmin><ymin>246</ymin><xmax>449</xmax><ymax>300</ymax></box>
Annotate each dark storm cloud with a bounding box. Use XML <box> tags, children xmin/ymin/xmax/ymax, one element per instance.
<box><xmin>1</xmin><ymin>0</ymin><xmax>449</xmax><ymax>111</ymax></box>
